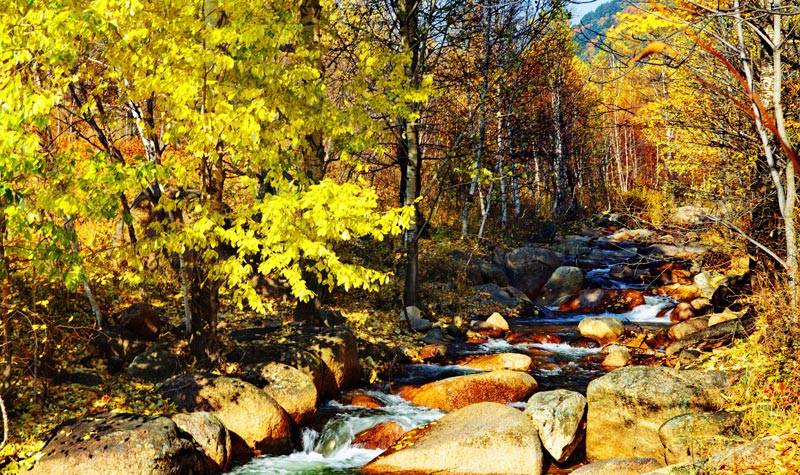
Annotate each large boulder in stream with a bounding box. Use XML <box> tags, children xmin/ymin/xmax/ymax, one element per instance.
<box><xmin>259</xmin><ymin>362</ymin><xmax>318</xmax><ymax>424</ymax></box>
<box><xmin>561</xmin><ymin>289</ymin><xmax>645</xmax><ymax>314</ymax></box>
<box><xmin>578</xmin><ymin>317</ymin><xmax>624</xmax><ymax>344</ymax></box>
<box><xmin>159</xmin><ymin>374</ymin><xmax>293</xmax><ymax>458</ymax></box>
<box><xmin>399</xmin><ymin>369</ymin><xmax>537</xmax><ymax>412</ymax></box>
<box><xmin>504</xmin><ymin>246</ymin><xmax>562</xmax><ymax>298</ymax></box>
<box><xmin>586</xmin><ymin>366</ymin><xmax>729</xmax><ymax>462</ymax></box>
<box><xmin>524</xmin><ymin>389</ymin><xmax>586</xmax><ymax>463</ymax></box>
<box><xmin>456</xmin><ymin>352</ymin><xmax>532</xmax><ymax>372</ymax></box>
<box><xmin>228</xmin><ymin>326</ymin><xmax>359</xmax><ymax>397</ymax></box>
<box><xmin>536</xmin><ymin>266</ymin><xmax>584</xmax><ymax>306</ymax></box>
<box><xmin>31</xmin><ymin>413</ymin><xmax>210</xmax><ymax>475</ymax></box>
<box><xmin>362</xmin><ymin>402</ymin><xmax>544</xmax><ymax>475</ymax></box>
<box><xmin>353</xmin><ymin>421</ymin><xmax>407</xmax><ymax>450</ymax></box>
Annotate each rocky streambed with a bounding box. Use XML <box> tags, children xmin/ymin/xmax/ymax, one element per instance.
<box><xmin>30</xmin><ymin>227</ymin><xmax>768</xmax><ymax>475</ymax></box>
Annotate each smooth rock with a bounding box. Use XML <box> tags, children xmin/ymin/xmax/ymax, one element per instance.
<box><xmin>537</xmin><ymin>266</ymin><xmax>584</xmax><ymax>306</ymax></box>
<box><xmin>362</xmin><ymin>402</ymin><xmax>543</xmax><ymax>475</ymax></box>
<box><xmin>586</xmin><ymin>366</ymin><xmax>728</xmax><ymax>461</ymax></box>
<box><xmin>457</xmin><ymin>353</ymin><xmax>532</xmax><ymax>372</ymax></box>
<box><xmin>707</xmin><ymin>308</ymin><xmax>746</xmax><ymax>327</ymax></box>
<box><xmin>260</xmin><ymin>362</ymin><xmax>318</xmax><ymax>424</ymax></box>
<box><xmin>160</xmin><ymin>374</ymin><xmax>292</xmax><ymax>457</ymax></box>
<box><xmin>485</xmin><ymin>312</ymin><xmax>510</xmax><ymax>331</ymax></box>
<box><xmin>561</xmin><ymin>289</ymin><xmax>645</xmax><ymax>314</ymax></box>
<box><xmin>668</xmin><ymin>317</ymin><xmax>709</xmax><ymax>340</ymax></box>
<box><xmin>504</xmin><ymin>246</ymin><xmax>562</xmax><ymax>298</ymax></box>
<box><xmin>353</xmin><ymin>421</ymin><xmax>406</xmax><ymax>450</ymax></box>
<box><xmin>171</xmin><ymin>412</ymin><xmax>232</xmax><ymax>471</ymax></box>
<box><xmin>113</xmin><ymin>303</ymin><xmax>164</xmax><ymax>341</ymax></box>
<box><xmin>524</xmin><ymin>389</ymin><xmax>586</xmax><ymax>462</ymax></box>
<box><xmin>126</xmin><ymin>345</ymin><xmax>183</xmax><ymax>382</ymax></box>
<box><xmin>399</xmin><ymin>370</ymin><xmax>538</xmax><ymax>412</ymax></box>
<box><xmin>601</xmin><ymin>346</ymin><xmax>632</xmax><ymax>368</ymax></box>
<box><xmin>579</xmin><ymin>317</ymin><xmax>624</xmax><ymax>344</ymax></box>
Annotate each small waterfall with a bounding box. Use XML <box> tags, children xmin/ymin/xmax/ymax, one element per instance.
<box><xmin>230</xmin><ymin>392</ymin><xmax>442</xmax><ymax>475</ymax></box>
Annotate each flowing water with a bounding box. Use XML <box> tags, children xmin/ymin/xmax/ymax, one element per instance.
<box><xmin>231</xmin><ymin>241</ymin><xmax>677</xmax><ymax>474</ymax></box>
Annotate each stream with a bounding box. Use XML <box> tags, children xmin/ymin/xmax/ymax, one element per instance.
<box><xmin>231</xmin><ymin>240</ymin><xmax>677</xmax><ymax>474</ymax></box>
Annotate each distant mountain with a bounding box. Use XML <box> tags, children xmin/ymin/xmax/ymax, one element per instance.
<box><xmin>573</xmin><ymin>0</ymin><xmax>626</xmax><ymax>54</ymax></box>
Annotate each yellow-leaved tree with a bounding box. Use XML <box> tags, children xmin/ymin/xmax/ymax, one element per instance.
<box><xmin>0</xmin><ymin>0</ymin><xmax>419</xmax><ymax>362</ymax></box>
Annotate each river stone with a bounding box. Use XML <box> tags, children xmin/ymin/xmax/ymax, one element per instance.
<box><xmin>693</xmin><ymin>272</ymin><xmax>727</xmax><ymax>299</ymax></box>
<box><xmin>571</xmin><ymin>457</ymin><xmax>663</xmax><ymax>474</ymax></box>
<box><xmin>670</xmin><ymin>302</ymin><xmax>695</xmax><ymax>322</ymax></box>
<box><xmin>601</xmin><ymin>346</ymin><xmax>631</xmax><ymax>368</ymax></box>
<box><xmin>30</xmin><ymin>413</ymin><xmax>209</xmax><ymax>475</ymax></box>
<box><xmin>399</xmin><ymin>369</ymin><xmax>538</xmax><ymax>412</ymax></box>
<box><xmin>305</xmin><ymin>327</ymin><xmax>360</xmax><ymax>396</ymax></box>
<box><xmin>537</xmin><ymin>266</ymin><xmax>584</xmax><ymax>305</ymax></box>
<box><xmin>362</xmin><ymin>402</ymin><xmax>543</xmax><ymax>475</ymax></box>
<box><xmin>171</xmin><ymin>412</ymin><xmax>231</xmax><ymax>471</ymax></box>
<box><xmin>229</xmin><ymin>341</ymin><xmax>329</xmax><ymax>396</ymax></box>
<box><xmin>484</xmin><ymin>312</ymin><xmax>510</xmax><ymax>331</ymax></box>
<box><xmin>456</xmin><ymin>353</ymin><xmax>532</xmax><ymax>372</ymax></box>
<box><xmin>708</xmin><ymin>308</ymin><xmax>747</xmax><ymax>327</ymax></box>
<box><xmin>504</xmin><ymin>246</ymin><xmax>562</xmax><ymax>298</ymax></box>
<box><xmin>668</xmin><ymin>317</ymin><xmax>709</xmax><ymax>340</ymax></box>
<box><xmin>524</xmin><ymin>389</ymin><xmax>586</xmax><ymax>462</ymax></box>
<box><xmin>353</xmin><ymin>421</ymin><xmax>406</xmax><ymax>450</ymax></box>
<box><xmin>260</xmin><ymin>362</ymin><xmax>318</xmax><ymax>424</ymax></box>
<box><xmin>659</xmin><ymin>411</ymin><xmax>743</xmax><ymax>464</ymax></box>
<box><xmin>579</xmin><ymin>317</ymin><xmax>624</xmax><ymax>344</ymax></box>
<box><xmin>127</xmin><ymin>345</ymin><xmax>183</xmax><ymax>382</ymax></box>
<box><xmin>586</xmin><ymin>366</ymin><xmax>728</xmax><ymax>462</ymax></box>
<box><xmin>159</xmin><ymin>374</ymin><xmax>292</xmax><ymax>458</ymax></box>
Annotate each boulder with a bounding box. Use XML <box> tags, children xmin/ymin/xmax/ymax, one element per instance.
<box><xmin>524</xmin><ymin>389</ymin><xmax>586</xmax><ymax>463</ymax></box>
<box><xmin>113</xmin><ymin>303</ymin><xmax>164</xmax><ymax>341</ymax></box>
<box><xmin>456</xmin><ymin>353</ymin><xmax>532</xmax><ymax>372</ymax></box>
<box><xmin>418</xmin><ymin>343</ymin><xmax>447</xmax><ymax>361</ymax></box>
<box><xmin>399</xmin><ymin>370</ymin><xmax>538</xmax><ymax>412</ymax></box>
<box><xmin>668</xmin><ymin>317</ymin><xmax>709</xmax><ymax>341</ymax></box>
<box><xmin>485</xmin><ymin>312</ymin><xmax>509</xmax><ymax>330</ymax></box>
<box><xmin>31</xmin><ymin>413</ymin><xmax>209</xmax><ymax>475</ymax></box>
<box><xmin>571</xmin><ymin>457</ymin><xmax>662</xmax><ymax>475</ymax></box>
<box><xmin>467</xmin><ymin>258</ymin><xmax>510</xmax><ymax>287</ymax></box>
<box><xmin>126</xmin><ymin>345</ymin><xmax>183</xmax><ymax>382</ymax></box>
<box><xmin>708</xmin><ymin>308</ymin><xmax>747</xmax><ymax>327</ymax></box>
<box><xmin>504</xmin><ymin>246</ymin><xmax>562</xmax><ymax>298</ymax></box>
<box><xmin>659</xmin><ymin>411</ymin><xmax>743</xmax><ymax>464</ymax></box>
<box><xmin>586</xmin><ymin>366</ymin><xmax>728</xmax><ymax>461</ymax></box>
<box><xmin>305</xmin><ymin>327</ymin><xmax>361</xmax><ymax>396</ymax></box>
<box><xmin>665</xmin><ymin>316</ymin><xmax>754</xmax><ymax>356</ymax></box>
<box><xmin>601</xmin><ymin>346</ymin><xmax>632</xmax><ymax>368</ymax></box>
<box><xmin>537</xmin><ymin>266</ymin><xmax>584</xmax><ymax>306</ymax></box>
<box><xmin>342</xmin><ymin>390</ymin><xmax>384</xmax><ymax>409</ymax></box>
<box><xmin>171</xmin><ymin>412</ymin><xmax>231</xmax><ymax>471</ymax></box>
<box><xmin>669</xmin><ymin>205</ymin><xmax>710</xmax><ymax>226</ymax></box>
<box><xmin>560</xmin><ymin>289</ymin><xmax>645</xmax><ymax>314</ymax></box>
<box><xmin>562</xmin><ymin>235</ymin><xmax>594</xmax><ymax>256</ymax></box>
<box><xmin>159</xmin><ymin>374</ymin><xmax>292</xmax><ymax>457</ymax></box>
<box><xmin>475</xmin><ymin>283</ymin><xmax>534</xmax><ymax>309</ymax></box>
<box><xmin>230</xmin><ymin>342</ymin><xmax>328</xmax><ymax>396</ymax></box>
<box><xmin>403</xmin><ymin>306</ymin><xmax>432</xmax><ymax>332</ymax></box>
<box><xmin>353</xmin><ymin>421</ymin><xmax>406</xmax><ymax>450</ymax></box>
<box><xmin>362</xmin><ymin>402</ymin><xmax>543</xmax><ymax>475</ymax></box>
<box><xmin>260</xmin><ymin>362</ymin><xmax>318</xmax><ymax>424</ymax></box>
<box><xmin>578</xmin><ymin>317</ymin><xmax>624</xmax><ymax>344</ymax></box>
<box><xmin>690</xmin><ymin>297</ymin><xmax>712</xmax><ymax>314</ymax></box>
